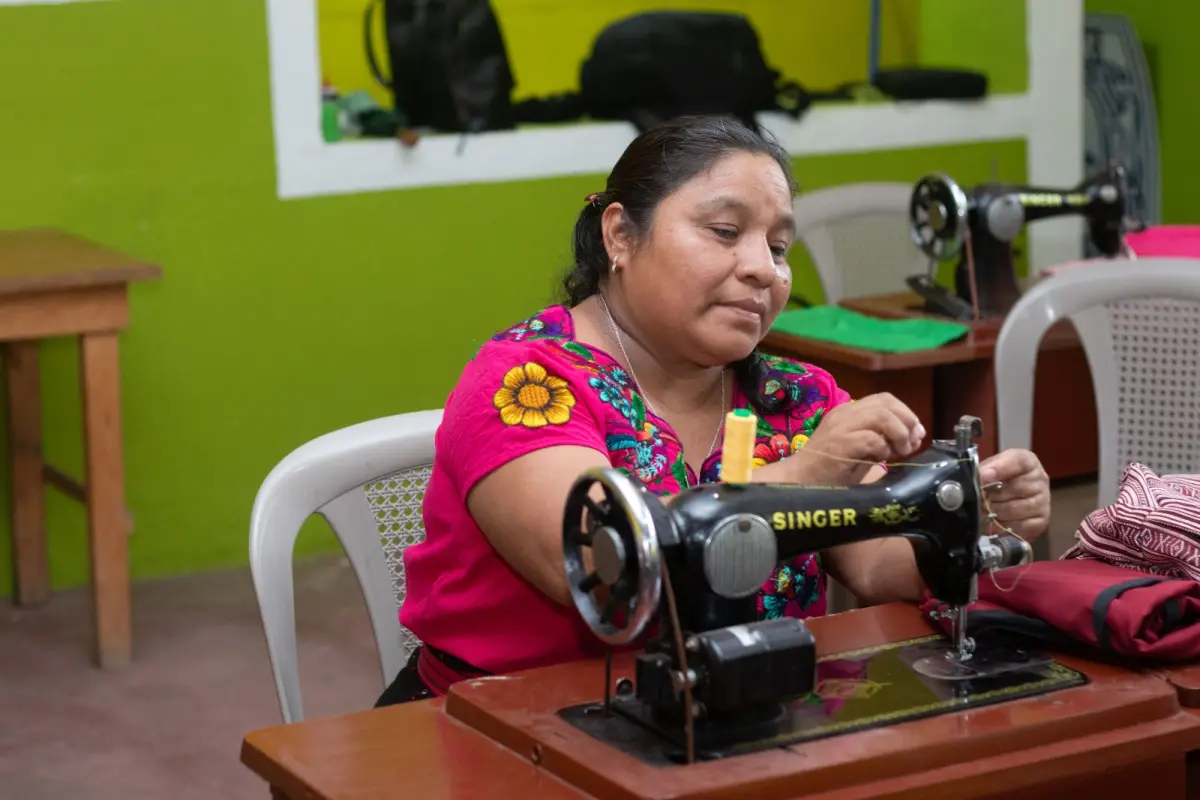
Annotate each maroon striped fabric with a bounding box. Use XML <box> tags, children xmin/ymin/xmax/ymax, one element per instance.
<box><xmin>1062</xmin><ymin>463</ymin><xmax>1200</xmax><ymax>580</ymax></box>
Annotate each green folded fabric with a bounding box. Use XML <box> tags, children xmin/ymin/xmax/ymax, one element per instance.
<box><xmin>770</xmin><ymin>305</ymin><xmax>969</xmax><ymax>353</ymax></box>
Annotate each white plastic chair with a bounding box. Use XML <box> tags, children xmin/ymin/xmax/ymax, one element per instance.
<box><xmin>994</xmin><ymin>258</ymin><xmax>1200</xmax><ymax>559</ymax></box>
<box><xmin>793</xmin><ymin>182</ymin><xmax>927</xmax><ymax>304</ymax></box>
<box><xmin>249</xmin><ymin>409</ymin><xmax>442</xmax><ymax>723</ymax></box>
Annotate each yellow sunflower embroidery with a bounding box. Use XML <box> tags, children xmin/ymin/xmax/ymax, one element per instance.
<box><xmin>494</xmin><ymin>362</ymin><xmax>576</xmax><ymax>428</ymax></box>
<box><xmin>791</xmin><ymin>433</ymin><xmax>809</xmax><ymax>452</ymax></box>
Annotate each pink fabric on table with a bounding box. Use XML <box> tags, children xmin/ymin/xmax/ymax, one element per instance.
<box><xmin>1036</xmin><ymin>226</ymin><xmax>1200</xmax><ymax>280</ymax></box>
<box><xmin>1062</xmin><ymin>463</ymin><xmax>1200</xmax><ymax>580</ymax></box>
<box><xmin>1125</xmin><ymin>226</ymin><xmax>1200</xmax><ymax>258</ymax></box>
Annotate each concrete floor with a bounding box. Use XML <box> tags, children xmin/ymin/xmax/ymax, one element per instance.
<box><xmin>0</xmin><ymin>556</ymin><xmax>382</xmax><ymax>800</ymax></box>
<box><xmin>0</xmin><ymin>481</ymin><xmax>1100</xmax><ymax>799</ymax></box>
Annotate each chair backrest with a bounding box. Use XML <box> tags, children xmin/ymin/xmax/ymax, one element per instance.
<box><xmin>792</xmin><ymin>182</ymin><xmax>926</xmax><ymax>304</ymax></box>
<box><xmin>995</xmin><ymin>259</ymin><xmax>1200</xmax><ymax>529</ymax></box>
<box><xmin>249</xmin><ymin>409</ymin><xmax>442</xmax><ymax>723</ymax></box>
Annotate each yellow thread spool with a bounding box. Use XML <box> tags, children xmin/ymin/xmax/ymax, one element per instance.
<box><xmin>722</xmin><ymin>408</ymin><xmax>757</xmax><ymax>484</ymax></box>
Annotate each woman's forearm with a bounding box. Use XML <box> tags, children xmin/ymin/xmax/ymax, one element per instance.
<box><xmin>857</xmin><ymin>538</ymin><xmax>927</xmax><ymax>605</ymax></box>
<box><xmin>749</xmin><ymin>458</ymin><xmax>804</xmax><ymax>484</ymax></box>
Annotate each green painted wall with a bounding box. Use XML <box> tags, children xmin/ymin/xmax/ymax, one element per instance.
<box><xmin>1085</xmin><ymin>0</ymin><xmax>1200</xmax><ymax>224</ymax></box>
<box><xmin>920</xmin><ymin>0</ymin><xmax>1027</xmax><ymax>95</ymax></box>
<box><xmin>0</xmin><ymin>0</ymin><xmax>1026</xmax><ymax>595</ymax></box>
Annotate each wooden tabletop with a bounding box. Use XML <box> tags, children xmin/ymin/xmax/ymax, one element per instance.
<box><xmin>0</xmin><ymin>228</ymin><xmax>161</xmax><ymax>294</ymax></box>
<box><xmin>762</xmin><ymin>291</ymin><xmax>1081</xmax><ymax>372</ymax></box>
<box><xmin>241</xmin><ymin>604</ymin><xmax>1200</xmax><ymax>800</ymax></box>
<box><xmin>242</xmin><ymin>696</ymin><xmax>583</xmax><ymax>800</ymax></box>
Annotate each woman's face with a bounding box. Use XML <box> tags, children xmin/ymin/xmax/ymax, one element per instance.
<box><xmin>608</xmin><ymin>151</ymin><xmax>795</xmax><ymax>367</ymax></box>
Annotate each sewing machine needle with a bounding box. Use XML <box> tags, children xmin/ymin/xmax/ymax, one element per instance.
<box><xmin>953</xmin><ymin>606</ymin><xmax>969</xmax><ymax>659</ymax></box>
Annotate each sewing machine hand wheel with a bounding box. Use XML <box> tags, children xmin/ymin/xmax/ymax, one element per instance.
<box><xmin>910</xmin><ymin>172</ymin><xmax>969</xmax><ymax>261</ymax></box>
<box><xmin>562</xmin><ymin>468</ymin><xmax>663</xmax><ymax>645</ymax></box>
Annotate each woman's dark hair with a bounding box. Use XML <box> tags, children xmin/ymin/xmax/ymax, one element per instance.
<box><xmin>561</xmin><ymin>115</ymin><xmax>798</xmax><ymax>414</ymax></box>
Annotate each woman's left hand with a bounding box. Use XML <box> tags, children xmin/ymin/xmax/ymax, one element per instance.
<box><xmin>979</xmin><ymin>448</ymin><xmax>1051</xmax><ymax>540</ymax></box>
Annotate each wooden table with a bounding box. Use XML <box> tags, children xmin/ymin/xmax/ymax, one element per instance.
<box><xmin>761</xmin><ymin>291</ymin><xmax>1099</xmax><ymax>481</ymax></box>
<box><xmin>1</xmin><ymin>228</ymin><xmax>160</xmax><ymax>669</ymax></box>
<box><xmin>242</xmin><ymin>604</ymin><xmax>1200</xmax><ymax>800</ymax></box>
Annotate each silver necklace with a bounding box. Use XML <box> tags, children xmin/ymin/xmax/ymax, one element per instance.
<box><xmin>597</xmin><ymin>293</ymin><xmax>725</xmax><ymax>460</ymax></box>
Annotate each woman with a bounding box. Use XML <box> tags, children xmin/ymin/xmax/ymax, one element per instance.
<box><xmin>379</xmin><ymin>116</ymin><xmax>1051</xmax><ymax>706</ymax></box>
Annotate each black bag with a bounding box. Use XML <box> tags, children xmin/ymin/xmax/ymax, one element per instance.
<box><xmin>576</xmin><ymin>11</ymin><xmax>811</xmax><ymax>133</ymax></box>
<box><xmin>365</xmin><ymin>0</ymin><xmax>516</xmax><ymax>133</ymax></box>
<box><xmin>872</xmin><ymin>68</ymin><xmax>987</xmax><ymax>101</ymax></box>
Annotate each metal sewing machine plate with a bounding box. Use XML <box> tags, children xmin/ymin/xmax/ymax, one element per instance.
<box><xmin>558</xmin><ymin>634</ymin><xmax>1087</xmax><ymax>766</ymax></box>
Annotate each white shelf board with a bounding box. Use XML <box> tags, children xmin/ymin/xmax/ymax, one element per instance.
<box><xmin>274</xmin><ymin>96</ymin><xmax>1032</xmax><ymax>200</ymax></box>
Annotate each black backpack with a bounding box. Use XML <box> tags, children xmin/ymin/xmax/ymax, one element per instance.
<box><xmin>576</xmin><ymin>12</ymin><xmax>812</xmax><ymax>133</ymax></box>
<box><xmin>365</xmin><ymin>0</ymin><xmax>516</xmax><ymax>133</ymax></box>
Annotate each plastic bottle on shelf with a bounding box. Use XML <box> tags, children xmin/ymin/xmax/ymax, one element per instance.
<box><xmin>321</xmin><ymin>79</ymin><xmax>342</xmax><ymax>143</ymax></box>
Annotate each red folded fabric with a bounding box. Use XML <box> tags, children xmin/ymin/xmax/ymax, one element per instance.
<box><xmin>921</xmin><ymin>559</ymin><xmax>1200</xmax><ymax>662</ymax></box>
<box><xmin>1062</xmin><ymin>463</ymin><xmax>1200</xmax><ymax>580</ymax></box>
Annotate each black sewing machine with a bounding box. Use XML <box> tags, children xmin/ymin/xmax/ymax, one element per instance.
<box><xmin>906</xmin><ymin>166</ymin><xmax>1131</xmax><ymax>320</ymax></box>
<box><xmin>556</xmin><ymin>416</ymin><xmax>1085</xmax><ymax>764</ymax></box>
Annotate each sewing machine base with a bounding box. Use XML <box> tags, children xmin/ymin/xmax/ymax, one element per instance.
<box><xmin>558</xmin><ymin>634</ymin><xmax>1086</xmax><ymax>766</ymax></box>
<box><xmin>433</xmin><ymin>604</ymin><xmax>1200</xmax><ymax>800</ymax></box>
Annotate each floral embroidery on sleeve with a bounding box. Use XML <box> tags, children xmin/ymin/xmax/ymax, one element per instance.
<box><xmin>493</xmin><ymin>362</ymin><xmax>576</xmax><ymax>428</ymax></box>
<box><xmin>758</xmin><ymin>554</ymin><xmax>824</xmax><ymax>619</ymax></box>
<box><xmin>798</xmin><ymin>406</ymin><xmax>826</xmax><ymax>437</ymax></box>
<box><xmin>752</xmin><ymin>433</ymin><xmax>792</xmax><ymax>469</ymax></box>
<box><xmin>756</xmin><ymin>355</ymin><xmax>814</xmax><ymax>406</ymax></box>
<box><xmin>492</xmin><ymin>309</ymin><xmax>568</xmax><ymax>342</ymax></box>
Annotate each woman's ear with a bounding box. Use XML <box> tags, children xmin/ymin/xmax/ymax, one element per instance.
<box><xmin>600</xmin><ymin>203</ymin><xmax>631</xmax><ymax>265</ymax></box>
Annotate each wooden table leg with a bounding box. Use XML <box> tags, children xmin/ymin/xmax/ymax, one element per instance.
<box><xmin>5</xmin><ymin>341</ymin><xmax>49</xmax><ymax>606</ymax></box>
<box><xmin>80</xmin><ymin>332</ymin><xmax>131</xmax><ymax>669</ymax></box>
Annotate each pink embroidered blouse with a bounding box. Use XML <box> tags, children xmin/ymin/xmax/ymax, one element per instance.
<box><xmin>400</xmin><ymin>305</ymin><xmax>853</xmax><ymax>675</ymax></box>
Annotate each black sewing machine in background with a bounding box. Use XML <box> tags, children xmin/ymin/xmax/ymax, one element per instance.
<box><xmin>556</xmin><ymin>416</ymin><xmax>1074</xmax><ymax>765</ymax></box>
<box><xmin>905</xmin><ymin>166</ymin><xmax>1133</xmax><ymax>321</ymax></box>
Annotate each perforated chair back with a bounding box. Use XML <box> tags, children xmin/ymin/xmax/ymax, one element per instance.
<box><xmin>995</xmin><ymin>260</ymin><xmax>1200</xmax><ymax>557</ymax></box>
<box><xmin>793</xmin><ymin>183</ymin><xmax>927</xmax><ymax>304</ymax></box>
<box><xmin>249</xmin><ymin>409</ymin><xmax>441</xmax><ymax>722</ymax></box>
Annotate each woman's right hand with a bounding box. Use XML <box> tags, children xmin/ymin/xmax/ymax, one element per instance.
<box><xmin>786</xmin><ymin>393</ymin><xmax>925</xmax><ymax>485</ymax></box>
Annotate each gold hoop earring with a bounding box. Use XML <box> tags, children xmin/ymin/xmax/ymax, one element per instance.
<box><xmin>610</xmin><ymin>256</ymin><xmax>620</xmax><ymax>274</ymax></box>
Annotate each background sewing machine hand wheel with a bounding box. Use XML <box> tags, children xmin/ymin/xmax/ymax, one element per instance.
<box><xmin>905</xmin><ymin>165</ymin><xmax>1135</xmax><ymax>321</ymax></box>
